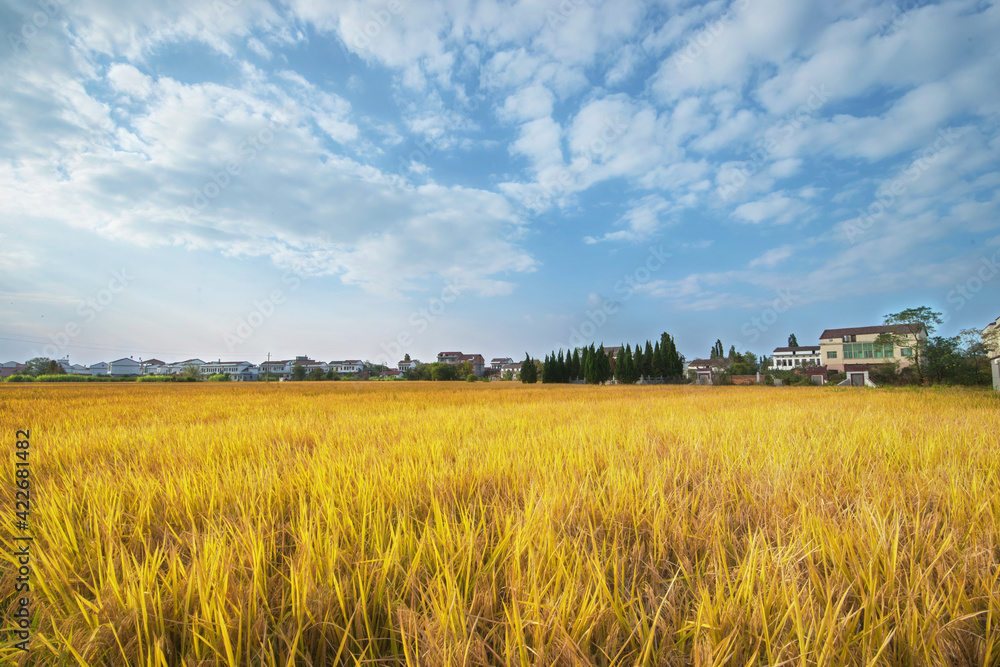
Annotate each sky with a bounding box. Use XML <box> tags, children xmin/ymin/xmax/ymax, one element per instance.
<box><xmin>1</xmin><ymin>0</ymin><xmax>998</xmax><ymax>367</ymax></box>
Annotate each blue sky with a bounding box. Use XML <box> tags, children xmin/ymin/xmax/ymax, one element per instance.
<box><xmin>1</xmin><ymin>0</ymin><xmax>998</xmax><ymax>367</ymax></box>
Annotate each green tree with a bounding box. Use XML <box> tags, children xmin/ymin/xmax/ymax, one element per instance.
<box><xmin>43</xmin><ymin>359</ymin><xmax>66</xmax><ymax>375</ymax></box>
<box><xmin>642</xmin><ymin>341</ymin><xmax>653</xmax><ymax>379</ymax></box>
<box><xmin>24</xmin><ymin>357</ymin><xmax>53</xmax><ymax>377</ymax></box>
<box><xmin>597</xmin><ymin>344</ymin><xmax>611</xmax><ymax>384</ymax></box>
<box><xmin>180</xmin><ymin>364</ymin><xmax>201</xmax><ymax>380</ymax></box>
<box><xmin>431</xmin><ymin>363</ymin><xmax>459</xmax><ymax>381</ymax></box>
<box><xmin>710</xmin><ymin>340</ymin><xmax>724</xmax><ymax>359</ymax></box>
<box><xmin>652</xmin><ymin>341</ymin><xmax>664</xmax><ymax>380</ymax></box>
<box><xmin>404</xmin><ymin>353</ymin><xmax>411</xmax><ymax>362</ymax></box>
<box><xmin>877</xmin><ymin>306</ymin><xmax>943</xmax><ymax>384</ymax></box>
<box><xmin>520</xmin><ymin>353</ymin><xmax>537</xmax><ymax>383</ymax></box>
<box><xmin>614</xmin><ymin>344</ymin><xmax>626</xmax><ymax>383</ymax></box>
<box><xmin>307</xmin><ymin>367</ymin><xmax>324</xmax><ymax>381</ymax></box>
<box><xmin>291</xmin><ymin>364</ymin><xmax>307</xmax><ymax>381</ymax></box>
<box><xmin>570</xmin><ymin>349</ymin><xmax>581</xmax><ymax>382</ymax></box>
<box><xmin>788</xmin><ymin>333</ymin><xmax>799</xmax><ymax>347</ymax></box>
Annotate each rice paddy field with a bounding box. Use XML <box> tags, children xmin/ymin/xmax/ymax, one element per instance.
<box><xmin>1</xmin><ymin>382</ymin><xmax>999</xmax><ymax>666</ymax></box>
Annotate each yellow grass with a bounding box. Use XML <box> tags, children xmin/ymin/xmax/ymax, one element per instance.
<box><xmin>1</xmin><ymin>382</ymin><xmax>999</xmax><ymax>665</ymax></box>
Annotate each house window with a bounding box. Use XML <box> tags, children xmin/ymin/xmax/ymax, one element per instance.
<box><xmin>827</xmin><ymin>351</ymin><xmax>837</xmax><ymax>359</ymax></box>
<box><xmin>901</xmin><ymin>347</ymin><xmax>912</xmax><ymax>356</ymax></box>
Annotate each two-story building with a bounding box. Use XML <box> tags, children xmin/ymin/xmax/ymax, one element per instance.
<box><xmin>330</xmin><ymin>360</ymin><xmax>364</xmax><ymax>376</ymax></box>
<box><xmin>85</xmin><ymin>361</ymin><xmax>110</xmax><ymax>376</ymax></box>
<box><xmin>397</xmin><ymin>359</ymin><xmax>420</xmax><ymax>372</ymax></box>
<box><xmin>499</xmin><ymin>362</ymin><xmax>522</xmax><ymax>380</ymax></box>
<box><xmin>259</xmin><ymin>359</ymin><xmax>292</xmax><ymax>379</ymax></box>
<box><xmin>201</xmin><ymin>360</ymin><xmax>259</xmax><ymax>381</ymax></box>
<box><xmin>818</xmin><ymin>324</ymin><xmax>926</xmax><ymax>373</ymax></box>
<box><xmin>1</xmin><ymin>361</ymin><xmax>26</xmax><ymax>378</ymax></box>
<box><xmin>107</xmin><ymin>358</ymin><xmax>142</xmax><ymax>376</ymax></box>
<box><xmin>437</xmin><ymin>351</ymin><xmax>486</xmax><ymax>376</ymax></box>
<box><xmin>491</xmin><ymin>357</ymin><xmax>514</xmax><ymax>371</ymax></box>
<box><xmin>158</xmin><ymin>359</ymin><xmax>205</xmax><ymax>375</ymax></box>
<box><xmin>984</xmin><ymin>315</ymin><xmax>999</xmax><ymax>391</ymax></box>
<box><xmin>141</xmin><ymin>359</ymin><xmax>165</xmax><ymax>375</ymax></box>
<box><xmin>771</xmin><ymin>345</ymin><xmax>821</xmax><ymax>369</ymax></box>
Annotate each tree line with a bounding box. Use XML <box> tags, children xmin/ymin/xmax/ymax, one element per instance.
<box><xmin>521</xmin><ymin>333</ymin><xmax>685</xmax><ymax>384</ymax></box>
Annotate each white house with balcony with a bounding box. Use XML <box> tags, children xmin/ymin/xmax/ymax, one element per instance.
<box><xmin>491</xmin><ymin>357</ymin><xmax>514</xmax><ymax>370</ymax></box>
<box><xmin>330</xmin><ymin>360</ymin><xmax>364</xmax><ymax>375</ymax></box>
<box><xmin>771</xmin><ymin>346</ymin><xmax>821</xmax><ymax>369</ymax></box>
<box><xmin>201</xmin><ymin>360</ymin><xmax>259</xmax><ymax>381</ymax></box>
<box><xmin>397</xmin><ymin>359</ymin><xmax>420</xmax><ymax>371</ymax></box>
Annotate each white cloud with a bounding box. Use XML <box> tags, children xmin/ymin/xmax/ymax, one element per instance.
<box><xmin>748</xmin><ymin>245</ymin><xmax>793</xmax><ymax>269</ymax></box>
<box><xmin>247</xmin><ymin>37</ymin><xmax>272</xmax><ymax>59</ymax></box>
<box><xmin>584</xmin><ymin>195</ymin><xmax>673</xmax><ymax>244</ymax></box>
<box><xmin>733</xmin><ymin>192</ymin><xmax>808</xmax><ymax>224</ymax></box>
<box><xmin>107</xmin><ymin>63</ymin><xmax>153</xmax><ymax>99</ymax></box>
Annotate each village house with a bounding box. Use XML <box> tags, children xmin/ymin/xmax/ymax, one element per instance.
<box><xmin>491</xmin><ymin>357</ymin><xmax>514</xmax><ymax>371</ymax></box>
<box><xmin>984</xmin><ymin>315</ymin><xmax>999</xmax><ymax>391</ymax></box>
<box><xmin>397</xmin><ymin>359</ymin><xmax>420</xmax><ymax>371</ymax></box>
<box><xmin>201</xmin><ymin>360</ymin><xmax>259</xmax><ymax>381</ymax></box>
<box><xmin>818</xmin><ymin>324</ymin><xmax>926</xmax><ymax>374</ymax></box>
<box><xmin>85</xmin><ymin>361</ymin><xmax>110</xmax><ymax>376</ymax></box>
<box><xmin>107</xmin><ymin>358</ymin><xmax>142</xmax><ymax>376</ymax></box>
<box><xmin>771</xmin><ymin>345</ymin><xmax>821</xmax><ymax>369</ymax></box>
<box><xmin>155</xmin><ymin>359</ymin><xmax>205</xmax><ymax>375</ymax></box>
<box><xmin>1</xmin><ymin>361</ymin><xmax>26</xmax><ymax>378</ymax></box>
<box><xmin>686</xmin><ymin>358</ymin><xmax>730</xmax><ymax>385</ymax></box>
<box><xmin>141</xmin><ymin>359</ymin><xmax>165</xmax><ymax>375</ymax></box>
<box><xmin>329</xmin><ymin>360</ymin><xmax>364</xmax><ymax>376</ymax></box>
<box><xmin>499</xmin><ymin>361</ymin><xmax>522</xmax><ymax>380</ymax></box>
<box><xmin>437</xmin><ymin>351</ymin><xmax>486</xmax><ymax>376</ymax></box>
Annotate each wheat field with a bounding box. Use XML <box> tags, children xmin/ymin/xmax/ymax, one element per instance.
<box><xmin>1</xmin><ymin>382</ymin><xmax>998</xmax><ymax>666</ymax></box>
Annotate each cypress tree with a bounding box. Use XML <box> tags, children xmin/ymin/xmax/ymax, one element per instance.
<box><xmin>520</xmin><ymin>352</ymin><xmax>536</xmax><ymax>383</ymax></box>
<box><xmin>571</xmin><ymin>349</ymin><xmax>580</xmax><ymax>382</ymax></box>
<box><xmin>621</xmin><ymin>344</ymin><xmax>632</xmax><ymax>384</ymax></box>
<box><xmin>556</xmin><ymin>350</ymin><xmax>566</xmax><ymax>383</ymax></box>
<box><xmin>653</xmin><ymin>341</ymin><xmax>664</xmax><ymax>380</ymax></box>
<box><xmin>598</xmin><ymin>344</ymin><xmax>611</xmax><ymax>384</ymax></box>
<box><xmin>613</xmin><ymin>344</ymin><xmax>625</xmax><ymax>383</ymax></box>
